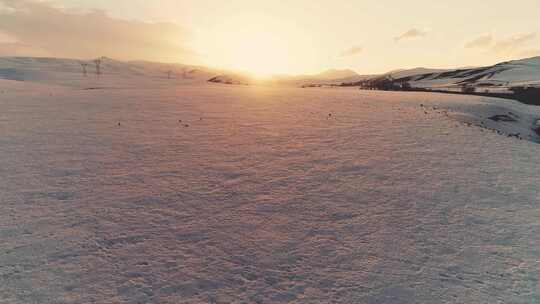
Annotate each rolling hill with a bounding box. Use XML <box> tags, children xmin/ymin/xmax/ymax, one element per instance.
<box><xmin>386</xmin><ymin>57</ymin><xmax>540</xmax><ymax>92</ymax></box>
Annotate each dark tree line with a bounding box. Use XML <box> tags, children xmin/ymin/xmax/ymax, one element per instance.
<box><xmin>509</xmin><ymin>86</ymin><xmax>540</xmax><ymax>105</ymax></box>
<box><xmin>340</xmin><ymin>77</ymin><xmax>413</xmax><ymax>91</ymax></box>
<box><xmin>338</xmin><ymin>76</ymin><xmax>540</xmax><ymax>106</ymax></box>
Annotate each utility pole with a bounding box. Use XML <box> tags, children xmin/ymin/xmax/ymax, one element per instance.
<box><xmin>80</xmin><ymin>62</ymin><xmax>88</xmax><ymax>77</ymax></box>
<box><xmin>94</xmin><ymin>58</ymin><xmax>102</xmax><ymax>77</ymax></box>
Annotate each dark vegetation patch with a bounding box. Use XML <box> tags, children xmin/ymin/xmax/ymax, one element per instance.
<box><xmin>208</xmin><ymin>75</ymin><xmax>249</xmax><ymax>85</ymax></box>
<box><xmin>509</xmin><ymin>87</ymin><xmax>540</xmax><ymax>105</ymax></box>
<box><xmin>394</xmin><ymin>73</ymin><xmax>436</xmax><ymax>82</ymax></box>
<box><xmin>456</xmin><ymin>68</ymin><xmax>509</xmax><ymax>84</ymax></box>
<box><xmin>414</xmin><ymin>73</ymin><xmax>435</xmax><ymax>81</ymax></box>
<box><xmin>534</xmin><ymin>126</ymin><xmax>540</xmax><ymax>136</ymax></box>
<box><xmin>433</xmin><ymin>69</ymin><xmax>469</xmax><ymax>79</ymax></box>
<box><xmin>457</xmin><ymin>73</ymin><xmax>492</xmax><ymax>84</ymax></box>
<box><xmin>488</xmin><ymin>114</ymin><xmax>517</xmax><ymax>122</ymax></box>
<box><xmin>455</xmin><ymin>67</ymin><xmax>493</xmax><ymax>78</ymax></box>
<box><xmin>0</xmin><ymin>68</ymin><xmax>25</xmax><ymax>81</ymax></box>
<box><xmin>486</xmin><ymin>69</ymin><xmax>509</xmax><ymax>79</ymax></box>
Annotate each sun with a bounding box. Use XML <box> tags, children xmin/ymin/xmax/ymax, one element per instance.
<box><xmin>225</xmin><ymin>33</ymin><xmax>293</xmax><ymax>77</ymax></box>
<box><xmin>192</xmin><ymin>18</ymin><xmax>311</xmax><ymax>77</ymax></box>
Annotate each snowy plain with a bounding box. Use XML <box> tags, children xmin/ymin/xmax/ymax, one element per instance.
<box><xmin>0</xmin><ymin>76</ymin><xmax>539</xmax><ymax>303</ymax></box>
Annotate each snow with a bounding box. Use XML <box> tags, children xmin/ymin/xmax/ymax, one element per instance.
<box><xmin>0</xmin><ymin>57</ymin><xmax>217</xmax><ymax>88</ymax></box>
<box><xmin>1</xmin><ymin>77</ymin><xmax>540</xmax><ymax>303</ymax></box>
<box><xmin>387</xmin><ymin>68</ymin><xmax>452</xmax><ymax>79</ymax></box>
<box><xmin>0</xmin><ymin>57</ymin><xmax>373</xmax><ymax>88</ymax></box>
<box><xmin>399</xmin><ymin>57</ymin><xmax>540</xmax><ymax>91</ymax></box>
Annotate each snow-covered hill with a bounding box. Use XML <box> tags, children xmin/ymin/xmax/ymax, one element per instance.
<box><xmin>0</xmin><ymin>57</ymin><xmax>219</xmax><ymax>87</ymax></box>
<box><xmin>386</xmin><ymin>67</ymin><xmax>453</xmax><ymax>79</ymax></box>
<box><xmin>393</xmin><ymin>57</ymin><xmax>540</xmax><ymax>91</ymax></box>
<box><xmin>0</xmin><ymin>57</ymin><xmax>370</xmax><ymax>88</ymax></box>
<box><xmin>2</xmin><ymin>56</ymin><xmax>540</xmax><ymax>94</ymax></box>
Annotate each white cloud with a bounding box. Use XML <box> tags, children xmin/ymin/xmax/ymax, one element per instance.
<box><xmin>394</xmin><ymin>28</ymin><xmax>428</xmax><ymax>42</ymax></box>
<box><xmin>465</xmin><ymin>34</ymin><xmax>493</xmax><ymax>48</ymax></box>
<box><xmin>465</xmin><ymin>32</ymin><xmax>538</xmax><ymax>57</ymax></box>
<box><xmin>492</xmin><ymin>33</ymin><xmax>536</xmax><ymax>55</ymax></box>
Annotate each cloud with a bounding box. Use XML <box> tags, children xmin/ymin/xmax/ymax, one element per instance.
<box><xmin>340</xmin><ymin>46</ymin><xmax>363</xmax><ymax>57</ymax></box>
<box><xmin>394</xmin><ymin>28</ymin><xmax>428</xmax><ymax>42</ymax></box>
<box><xmin>465</xmin><ymin>34</ymin><xmax>493</xmax><ymax>48</ymax></box>
<box><xmin>0</xmin><ymin>0</ymin><xmax>195</xmax><ymax>62</ymax></box>
<box><xmin>465</xmin><ymin>32</ymin><xmax>538</xmax><ymax>57</ymax></box>
<box><xmin>493</xmin><ymin>33</ymin><xmax>536</xmax><ymax>55</ymax></box>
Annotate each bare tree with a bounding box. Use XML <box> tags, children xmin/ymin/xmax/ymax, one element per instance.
<box><xmin>80</xmin><ymin>62</ymin><xmax>88</xmax><ymax>77</ymax></box>
<box><xmin>167</xmin><ymin>70</ymin><xmax>173</xmax><ymax>79</ymax></box>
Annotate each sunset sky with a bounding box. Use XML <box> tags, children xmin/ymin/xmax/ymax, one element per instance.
<box><xmin>1</xmin><ymin>0</ymin><xmax>539</xmax><ymax>75</ymax></box>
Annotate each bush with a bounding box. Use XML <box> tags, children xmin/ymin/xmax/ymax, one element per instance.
<box><xmin>509</xmin><ymin>86</ymin><xmax>540</xmax><ymax>105</ymax></box>
<box><xmin>461</xmin><ymin>85</ymin><xmax>475</xmax><ymax>94</ymax></box>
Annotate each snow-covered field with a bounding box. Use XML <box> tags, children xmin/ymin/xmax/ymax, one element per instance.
<box><xmin>1</xmin><ymin>78</ymin><xmax>539</xmax><ymax>303</ymax></box>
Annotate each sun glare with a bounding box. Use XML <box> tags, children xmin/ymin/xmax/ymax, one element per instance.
<box><xmin>226</xmin><ymin>33</ymin><xmax>292</xmax><ymax>77</ymax></box>
<box><xmin>192</xmin><ymin>17</ymin><xmax>315</xmax><ymax>77</ymax></box>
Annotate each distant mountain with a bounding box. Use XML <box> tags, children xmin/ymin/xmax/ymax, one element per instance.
<box><xmin>269</xmin><ymin>69</ymin><xmax>370</xmax><ymax>86</ymax></box>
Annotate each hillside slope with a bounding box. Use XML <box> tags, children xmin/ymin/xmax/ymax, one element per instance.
<box><xmin>0</xmin><ymin>57</ymin><xmax>218</xmax><ymax>87</ymax></box>
<box><xmin>394</xmin><ymin>57</ymin><xmax>540</xmax><ymax>91</ymax></box>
